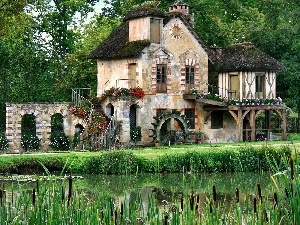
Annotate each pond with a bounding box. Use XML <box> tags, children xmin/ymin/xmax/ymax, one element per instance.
<box><xmin>0</xmin><ymin>171</ymin><xmax>274</xmax><ymax>207</ymax></box>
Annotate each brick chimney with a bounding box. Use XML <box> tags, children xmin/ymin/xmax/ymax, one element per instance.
<box><xmin>169</xmin><ymin>2</ymin><xmax>189</xmax><ymax>15</ymax></box>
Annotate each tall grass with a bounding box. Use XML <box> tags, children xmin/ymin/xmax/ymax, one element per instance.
<box><xmin>0</xmin><ymin>153</ymin><xmax>299</xmax><ymax>224</ymax></box>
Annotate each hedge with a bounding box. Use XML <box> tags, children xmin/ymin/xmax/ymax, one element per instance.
<box><xmin>0</xmin><ymin>145</ymin><xmax>292</xmax><ymax>174</ymax></box>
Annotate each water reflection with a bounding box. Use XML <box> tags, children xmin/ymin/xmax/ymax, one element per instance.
<box><xmin>74</xmin><ymin>172</ymin><xmax>273</xmax><ymax>209</ymax></box>
<box><xmin>79</xmin><ymin>172</ymin><xmax>272</xmax><ymax>196</ymax></box>
<box><xmin>0</xmin><ymin>172</ymin><xmax>273</xmax><ymax>209</ymax></box>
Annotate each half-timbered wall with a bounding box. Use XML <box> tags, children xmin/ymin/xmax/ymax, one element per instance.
<box><xmin>218</xmin><ymin>71</ymin><xmax>277</xmax><ymax>100</ymax></box>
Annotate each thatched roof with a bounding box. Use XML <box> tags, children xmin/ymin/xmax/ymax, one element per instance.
<box><xmin>216</xmin><ymin>43</ymin><xmax>285</xmax><ymax>72</ymax></box>
<box><xmin>123</xmin><ymin>2</ymin><xmax>165</xmax><ymax>22</ymax></box>
<box><xmin>88</xmin><ymin>22</ymin><xmax>151</xmax><ymax>59</ymax></box>
<box><xmin>88</xmin><ymin>2</ymin><xmax>215</xmax><ymax>61</ymax></box>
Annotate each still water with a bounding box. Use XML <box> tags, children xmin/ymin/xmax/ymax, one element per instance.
<box><xmin>0</xmin><ymin>172</ymin><xmax>274</xmax><ymax>205</ymax></box>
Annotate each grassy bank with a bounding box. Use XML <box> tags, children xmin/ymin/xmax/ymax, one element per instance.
<box><xmin>0</xmin><ymin>151</ymin><xmax>299</xmax><ymax>224</ymax></box>
<box><xmin>0</xmin><ymin>143</ymin><xmax>294</xmax><ymax>174</ymax></box>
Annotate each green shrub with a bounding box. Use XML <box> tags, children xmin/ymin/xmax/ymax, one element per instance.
<box><xmin>0</xmin><ymin>132</ymin><xmax>9</xmax><ymax>153</ymax></box>
<box><xmin>21</xmin><ymin>133</ymin><xmax>40</xmax><ymax>151</ymax></box>
<box><xmin>49</xmin><ymin>131</ymin><xmax>70</xmax><ymax>150</ymax></box>
<box><xmin>72</xmin><ymin>132</ymin><xmax>80</xmax><ymax>148</ymax></box>
<box><xmin>130</xmin><ymin>126</ymin><xmax>141</xmax><ymax>142</ymax></box>
<box><xmin>235</xmin><ymin>145</ymin><xmax>291</xmax><ymax>172</ymax></box>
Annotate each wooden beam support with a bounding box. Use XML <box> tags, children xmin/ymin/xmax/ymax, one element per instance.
<box><xmin>204</xmin><ymin>111</ymin><xmax>212</xmax><ymax>124</ymax></box>
<box><xmin>250</xmin><ymin>110</ymin><xmax>256</xmax><ymax>141</ymax></box>
<box><xmin>228</xmin><ymin>110</ymin><xmax>238</xmax><ymax>122</ymax></box>
<box><xmin>237</xmin><ymin>109</ymin><xmax>243</xmax><ymax>142</ymax></box>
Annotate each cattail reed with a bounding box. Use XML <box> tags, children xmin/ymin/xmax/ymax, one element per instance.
<box><xmin>164</xmin><ymin>212</ymin><xmax>168</xmax><ymax>225</ymax></box>
<box><xmin>264</xmin><ymin>209</ymin><xmax>268</xmax><ymax>222</ymax></box>
<box><xmin>32</xmin><ymin>188</ymin><xmax>36</xmax><ymax>205</ymax></box>
<box><xmin>180</xmin><ymin>197</ymin><xmax>184</xmax><ymax>212</ymax></box>
<box><xmin>235</xmin><ymin>187</ymin><xmax>239</xmax><ymax>203</ymax></box>
<box><xmin>120</xmin><ymin>202</ymin><xmax>124</xmax><ymax>216</ymax></box>
<box><xmin>257</xmin><ymin>183</ymin><xmax>262</xmax><ymax>203</ymax></box>
<box><xmin>273</xmin><ymin>192</ymin><xmax>278</xmax><ymax>209</ymax></box>
<box><xmin>189</xmin><ymin>191</ymin><xmax>195</xmax><ymax>210</ymax></box>
<box><xmin>212</xmin><ymin>185</ymin><xmax>217</xmax><ymax>203</ymax></box>
<box><xmin>254</xmin><ymin>197</ymin><xmax>257</xmax><ymax>213</ymax></box>
<box><xmin>290</xmin><ymin>158</ymin><xmax>294</xmax><ymax>180</ymax></box>
<box><xmin>114</xmin><ymin>209</ymin><xmax>117</xmax><ymax>225</ymax></box>
<box><xmin>196</xmin><ymin>194</ymin><xmax>200</xmax><ymax>211</ymax></box>
<box><xmin>68</xmin><ymin>175</ymin><xmax>72</xmax><ymax>205</ymax></box>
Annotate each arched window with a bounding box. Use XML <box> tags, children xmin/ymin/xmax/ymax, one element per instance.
<box><xmin>51</xmin><ymin>113</ymin><xmax>64</xmax><ymax>134</ymax></box>
<box><xmin>106</xmin><ymin>103</ymin><xmax>114</xmax><ymax>117</ymax></box>
<box><xmin>21</xmin><ymin>114</ymin><xmax>36</xmax><ymax>136</ymax></box>
<box><xmin>75</xmin><ymin>124</ymin><xmax>84</xmax><ymax>134</ymax></box>
<box><xmin>21</xmin><ymin>114</ymin><xmax>39</xmax><ymax>151</ymax></box>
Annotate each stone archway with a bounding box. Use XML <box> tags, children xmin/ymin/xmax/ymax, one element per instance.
<box><xmin>151</xmin><ymin>110</ymin><xmax>189</xmax><ymax>145</ymax></box>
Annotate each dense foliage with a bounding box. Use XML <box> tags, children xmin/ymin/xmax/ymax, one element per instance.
<box><xmin>1</xmin><ymin>0</ymin><xmax>300</xmax><ymax>132</ymax></box>
<box><xmin>49</xmin><ymin>131</ymin><xmax>71</xmax><ymax>150</ymax></box>
<box><xmin>20</xmin><ymin>133</ymin><xmax>40</xmax><ymax>151</ymax></box>
<box><xmin>0</xmin><ymin>132</ymin><xmax>8</xmax><ymax>152</ymax></box>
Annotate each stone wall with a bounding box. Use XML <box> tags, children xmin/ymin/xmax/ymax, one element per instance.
<box><xmin>5</xmin><ymin>103</ymin><xmax>84</xmax><ymax>151</ymax></box>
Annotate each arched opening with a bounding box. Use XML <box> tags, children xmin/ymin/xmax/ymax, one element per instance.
<box><xmin>129</xmin><ymin>104</ymin><xmax>141</xmax><ymax>142</ymax></box>
<box><xmin>129</xmin><ymin>104</ymin><xmax>137</xmax><ymax>127</ymax></box>
<box><xmin>160</xmin><ymin>118</ymin><xmax>185</xmax><ymax>144</ymax></box>
<box><xmin>106</xmin><ymin>103</ymin><xmax>114</xmax><ymax>117</ymax></box>
<box><xmin>21</xmin><ymin>114</ymin><xmax>36</xmax><ymax>136</ymax></box>
<box><xmin>51</xmin><ymin>113</ymin><xmax>64</xmax><ymax>134</ymax></box>
<box><xmin>151</xmin><ymin>111</ymin><xmax>189</xmax><ymax>145</ymax></box>
<box><xmin>50</xmin><ymin>113</ymin><xmax>70</xmax><ymax>150</ymax></box>
<box><xmin>21</xmin><ymin>114</ymin><xmax>39</xmax><ymax>151</ymax></box>
<box><xmin>75</xmin><ymin>123</ymin><xmax>84</xmax><ymax>134</ymax></box>
<box><xmin>73</xmin><ymin>123</ymin><xmax>84</xmax><ymax>149</ymax></box>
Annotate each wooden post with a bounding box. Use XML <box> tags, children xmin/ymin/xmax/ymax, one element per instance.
<box><xmin>282</xmin><ymin>109</ymin><xmax>287</xmax><ymax>140</ymax></box>
<box><xmin>250</xmin><ymin>110</ymin><xmax>256</xmax><ymax>141</ymax></box>
<box><xmin>238</xmin><ymin>109</ymin><xmax>243</xmax><ymax>142</ymax></box>
<box><xmin>265</xmin><ymin>110</ymin><xmax>271</xmax><ymax>140</ymax></box>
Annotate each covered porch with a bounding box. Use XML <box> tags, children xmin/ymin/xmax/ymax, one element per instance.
<box><xmin>204</xmin><ymin>104</ymin><xmax>287</xmax><ymax>142</ymax></box>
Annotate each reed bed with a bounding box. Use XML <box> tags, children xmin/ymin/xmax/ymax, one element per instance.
<box><xmin>0</xmin><ymin>156</ymin><xmax>299</xmax><ymax>224</ymax></box>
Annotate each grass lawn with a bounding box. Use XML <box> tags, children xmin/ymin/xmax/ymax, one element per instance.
<box><xmin>1</xmin><ymin>139</ymin><xmax>299</xmax><ymax>159</ymax></box>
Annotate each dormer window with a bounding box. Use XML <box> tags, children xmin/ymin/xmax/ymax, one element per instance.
<box><xmin>150</xmin><ymin>18</ymin><xmax>161</xmax><ymax>43</ymax></box>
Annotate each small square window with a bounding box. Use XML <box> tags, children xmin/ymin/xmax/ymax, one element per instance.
<box><xmin>184</xmin><ymin>108</ymin><xmax>195</xmax><ymax>129</ymax></box>
<box><xmin>211</xmin><ymin>111</ymin><xmax>223</xmax><ymax>129</ymax></box>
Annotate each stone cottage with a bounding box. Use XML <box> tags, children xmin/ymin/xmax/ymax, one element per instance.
<box><xmin>88</xmin><ymin>1</ymin><xmax>287</xmax><ymax>145</ymax></box>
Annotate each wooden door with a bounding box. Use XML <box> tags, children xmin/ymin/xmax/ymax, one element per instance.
<box><xmin>229</xmin><ymin>75</ymin><xmax>239</xmax><ymax>99</ymax></box>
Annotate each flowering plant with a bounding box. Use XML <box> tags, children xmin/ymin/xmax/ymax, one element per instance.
<box><xmin>87</xmin><ymin>113</ymin><xmax>108</xmax><ymax>135</ymax></box>
<box><xmin>69</xmin><ymin>100</ymin><xmax>109</xmax><ymax>135</ymax></box>
<box><xmin>99</xmin><ymin>87</ymin><xmax>145</xmax><ymax>102</ymax></box>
